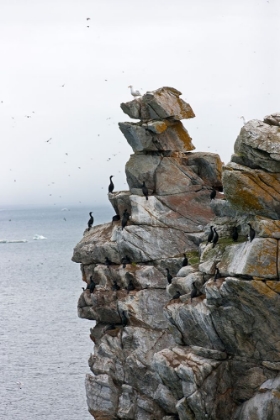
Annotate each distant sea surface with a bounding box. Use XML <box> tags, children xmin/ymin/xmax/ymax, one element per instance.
<box><xmin>0</xmin><ymin>205</ymin><xmax>113</xmax><ymax>419</ymax></box>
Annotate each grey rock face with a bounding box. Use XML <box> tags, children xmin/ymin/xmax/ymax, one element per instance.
<box><xmin>73</xmin><ymin>97</ymin><xmax>280</xmax><ymax>419</ymax></box>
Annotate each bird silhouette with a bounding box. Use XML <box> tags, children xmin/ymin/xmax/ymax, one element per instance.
<box><xmin>232</xmin><ymin>226</ymin><xmax>238</xmax><ymax>242</ymax></box>
<box><xmin>248</xmin><ymin>223</ymin><xmax>255</xmax><ymax>242</ymax></box>
<box><xmin>165</xmin><ymin>268</ymin><xmax>173</xmax><ymax>284</ymax></box>
<box><xmin>141</xmin><ymin>181</ymin><xmax>148</xmax><ymax>200</ymax></box>
<box><xmin>88</xmin><ymin>212</ymin><xmax>94</xmax><ymax>230</ymax></box>
<box><xmin>182</xmin><ymin>253</ymin><xmax>188</xmax><ymax>267</ymax></box>
<box><xmin>128</xmin><ymin>85</ymin><xmax>141</xmax><ymax>97</ymax></box>
<box><xmin>210</xmin><ymin>189</ymin><xmax>216</xmax><ymax>200</ymax></box>
<box><xmin>214</xmin><ymin>267</ymin><xmax>221</xmax><ymax>281</ymax></box>
<box><xmin>206</xmin><ymin>226</ymin><xmax>214</xmax><ymax>245</ymax></box>
<box><xmin>212</xmin><ymin>228</ymin><xmax>219</xmax><ymax>248</ymax></box>
<box><xmin>108</xmin><ymin>175</ymin><xmax>114</xmax><ymax>193</ymax></box>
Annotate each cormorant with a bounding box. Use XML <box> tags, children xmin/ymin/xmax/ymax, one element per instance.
<box><xmin>88</xmin><ymin>212</ymin><xmax>94</xmax><ymax>230</ymax></box>
<box><xmin>121</xmin><ymin>209</ymin><xmax>130</xmax><ymax>230</ymax></box>
<box><xmin>121</xmin><ymin>255</ymin><xmax>132</xmax><ymax>268</ymax></box>
<box><xmin>165</xmin><ymin>268</ymin><xmax>173</xmax><ymax>284</ymax></box>
<box><xmin>142</xmin><ymin>181</ymin><xmax>148</xmax><ymax>200</ymax></box>
<box><xmin>190</xmin><ymin>282</ymin><xmax>200</xmax><ymax>302</ymax></box>
<box><xmin>108</xmin><ymin>175</ymin><xmax>114</xmax><ymax>193</ymax></box>
<box><xmin>214</xmin><ymin>267</ymin><xmax>221</xmax><ymax>281</ymax></box>
<box><xmin>182</xmin><ymin>253</ymin><xmax>188</xmax><ymax>267</ymax></box>
<box><xmin>112</xmin><ymin>214</ymin><xmax>120</xmax><ymax>223</ymax></box>
<box><xmin>172</xmin><ymin>291</ymin><xmax>181</xmax><ymax>300</ymax></box>
<box><xmin>121</xmin><ymin>310</ymin><xmax>128</xmax><ymax>327</ymax></box>
<box><xmin>212</xmin><ymin>228</ymin><xmax>219</xmax><ymax>248</ymax></box>
<box><xmin>210</xmin><ymin>188</ymin><xmax>216</xmax><ymax>200</ymax></box>
<box><xmin>248</xmin><ymin>223</ymin><xmax>255</xmax><ymax>242</ymax></box>
<box><xmin>232</xmin><ymin>226</ymin><xmax>238</xmax><ymax>242</ymax></box>
<box><xmin>105</xmin><ymin>257</ymin><xmax>112</xmax><ymax>267</ymax></box>
<box><xmin>125</xmin><ymin>279</ymin><xmax>135</xmax><ymax>294</ymax></box>
<box><xmin>88</xmin><ymin>276</ymin><xmax>96</xmax><ymax>293</ymax></box>
<box><xmin>111</xmin><ymin>280</ymin><xmax>121</xmax><ymax>291</ymax></box>
<box><xmin>206</xmin><ymin>226</ymin><xmax>214</xmax><ymax>245</ymax></box>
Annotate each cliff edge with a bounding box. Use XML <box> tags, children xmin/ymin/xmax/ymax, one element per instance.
<box><xmin>72</xmin><ymin>88</ymin><xmax>280</xmax><ymax>419</ymax></box>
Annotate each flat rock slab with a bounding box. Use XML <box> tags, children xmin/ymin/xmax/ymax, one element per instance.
<box><xmin>223</xmin><ymin>162</ymin><xmax>280</xmax><ymax>219</ymax></box>
<box><xmin>120</xmin><ymin>86</ymin><xmax>195</xmax><ymax>121</ymax></box>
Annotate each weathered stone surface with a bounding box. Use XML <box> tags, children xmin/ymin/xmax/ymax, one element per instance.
<box><xmin>119</xmin><ymin>120</ymin><xmax>195</xmax><ymax>153</ymax></box>
<box><xmin>85</xmin><ymin>373</ymin><xmax>119</xmax><ymax>419</ymax></box>
<box><xmin>223</xmin><ymin>162</ymin><xmax>280</xmax><ymax>219</ymax></box>
<box><xmin>120</xmin><ymin>86</ymin><xmax>195</xmax><ymax>121</ymax></box>
<box><xmin>125</xmin><ymin>153</ymin><xmax>161</xmax><ymax>192</ymax></box>
<box><xmin>264</xmin><ymin>113</ymin><xmax>280</xmax><ymax>126</ymax></box>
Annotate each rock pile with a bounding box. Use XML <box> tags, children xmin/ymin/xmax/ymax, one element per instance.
<box><xmin>72</xmin><ymin>92</ymin><xmax>280</xmax><ymax>419</ymax></box>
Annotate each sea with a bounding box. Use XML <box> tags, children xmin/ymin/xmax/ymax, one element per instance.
<box><xmin>0</xmin><ymin>205</ymin><xmax>113</xmax><ymax>419</ymax></box>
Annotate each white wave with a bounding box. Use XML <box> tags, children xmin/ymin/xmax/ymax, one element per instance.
<box><xmin>0</xmin><ymin>239</ymin><xmax>28</xmax><ymax>243</ymax></box>
<box><xmin>33</xmin><ymin>234</ymin><xmax>47</xmax><ymax>240</ymax></box>
<box><xmin>61</xmin><ymin>208</ymin><xmax>69</xmax><ymax>211</ymax></box>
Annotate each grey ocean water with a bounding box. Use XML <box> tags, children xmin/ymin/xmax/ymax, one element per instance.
<box><xmin>0</xmin><ymin>205</ymin><xmax>112</xmax><ymax>419</ymax></box>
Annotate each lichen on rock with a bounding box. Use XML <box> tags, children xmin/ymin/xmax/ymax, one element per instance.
<box><xmin>72</xmin><ymin>88</ymin><xmax>280</xmax><ymax>419</ymax></box>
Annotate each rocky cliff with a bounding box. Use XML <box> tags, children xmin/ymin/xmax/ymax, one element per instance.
<box><xmin>72</xmin><ymin>88</ymin><xmax>280</xmax><ymax>419</ymax></box>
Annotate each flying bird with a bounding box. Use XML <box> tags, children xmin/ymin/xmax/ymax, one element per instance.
<box><xmin>128</xmin><ymin>85</ymin><xmax>141</xmax><ymax>97</ymax></box>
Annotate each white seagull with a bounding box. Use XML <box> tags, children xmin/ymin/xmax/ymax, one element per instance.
<box><xmin>128</xmin><ymin>85</ymin><xmax>141</xmax><ymax>97</ymax></box>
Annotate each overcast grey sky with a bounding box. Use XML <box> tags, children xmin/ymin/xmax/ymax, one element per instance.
<box><xmin>1</xmin><ymin>0</ymin><xmax>279</xmax><ymax>207</ymax></box>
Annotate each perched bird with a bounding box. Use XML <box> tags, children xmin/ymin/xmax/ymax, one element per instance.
<box><xmin>172</xmin><ymin>291</ymin><xmax>181</xmax><ymax>300</ymax></box>
<box><xmin>206</xmin><ymin>226</ymin><xmax>214</xmax><ymax>245</ymax></box>
<box><xmin>248</xmin><ymin>223</ymin><xmax>255</xmax><ymax>242</ymax></box>
<box><xmin>121</xmin><ymin>255</ymin><xmax>132</xmax><ymax>268</ymax></box>
<box><xmin>125</xmin><ymin>279</ymin><xmax>135</xmax><ymax>294</ymax></box>
<box><xmin>105</xmin><ymin>257</ymin><xmax>112</xmax><ymax>267</ymax></box>
<box><xmin>210</xmin><ymin>188</ymin><xmax>216</xmax><ymax>200</ymax></box>
<box><xmin>190</xmin><ymin>282</ymin><xmax>200</xmax><ymax>302</ymax></box>
<box><xmin>112</xmin><ymin>214</ymin><xmax>120</xmax><ymax>223</ymax></box>
<box><xmin>232</xmin><ymin>226</ymin><xmax>238</xmax><ymax>242</ymax></box>
<box><xmin>87</xmin><ymin>276</ymin><xmax>96</xmax><ymax>293</ymax></box>
<box><xmin>111</xmin><ymin>280</ymin><xmax>121</xmax><ymax>291</ymax></box>
<box><xmin>121</xmin><ymin>209</ymin><xmax>130</xmax><ymax>230</ymax></box>
<box><xmin>128</xmin><ymin>85</ymin><xmax>141</xmax><ymax>97</ymax></box>
<box><xmin>141</xmin><ymin>181</ymin><xmax>148</xmax><ymax>200</ymax></box>
<box><xmin>214</xmin><ymin>267</ymin><xmax>221</xmax><ymax>281</ymax></box>
<box><xmin>165</xmin><ymin>268</ymin><xmax>173</xmax><ymax>284</ymax></box>
<box><xmin>108</xmin><ymin>175</ymin><xmax>114</xmax><ymax>193</ymax></box>
<box><xmin>182</xmin><ymin>253</ymin><xmax>188</xmax><ymax>267</ymax></box>
<box><xmin>88</xmin><ymin>212</ymin><xmax>94</xmax><ymax>230</ymax></box>
<box><xmin>120</xmin><ymin>310</ymin><xmax>128</xmax><ymax>327</ymax></box>
<box><xmin>212</xmin><ymin>228</ymin><xmax>219</xmax><ymax>248</ymax></box>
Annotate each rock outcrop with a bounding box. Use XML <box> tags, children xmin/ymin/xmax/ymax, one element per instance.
<box><xmin>72</xmin><ymin>92</ymin><xmax>280</xmax><ymax>419</ymax></box>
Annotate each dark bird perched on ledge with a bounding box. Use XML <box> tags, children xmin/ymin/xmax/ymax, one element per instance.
<box><xmin>121</xmin><ymin>255</ymin><xmax>132</xmax><ymax>268</ymax></box>
<box><xmin>210</xmin><ymin>188</ymin><xmax>216</xmax><ymax>200</ymax></box>
<box><xmin>87</xmin><ymin>212</ymin><xmax>94</xmax><ymax>230</ymax></box>
<box><xmin>248</xmin><ymin>223</ymin><xmax>255</xmax><ymax>242</ymax></box>
<box><xmin>232</xmin><ymin>226</ymin><xmax>238</xmax><ymax>242</ymax></box>
<box><xmin>105</xmin><ymin>257</ymin><xmax>112</xmax><ymax>267</ymax></box>
<box><xmin>112</xmin><ymin>214</ymin><xmax>120</xmax><ymax>223</ymax></box>
<box><xmin>141</xmin><ymin>181</ymin><xmax>149</xmax><ymax>200</ymax></box>
<box><xmin>190</xmin><ymin>282</ymin><xmax>201</xmax><ymax>302</ymax></box>
<box><xmin>214</xmin><ymin>267</ymin><xmax>221</xmax><ymax>281</ymax></box>
<box><xmin>111</xmin><ymin>280</ymin><xmax>121</xmax><ymax>291</ymax></box>
<box><xmin>121</xmin><ymin>209</ymin><xmax>130</xmax><ymax>230</ymax></box>
<box><xmin>125</xmin><ymin>279</ymin><xmax>135</xmax><ymax>294</ymax></box>
<box><xmin>206</xmin><ymin>226</ymin><xmax>214</xmax><ymax>245</ymax></box>
<box><xmin>172</xmin><ymin>291</ymin><xmax>181</xmax><ymax>300</ymax></box>
<box><xmin>108</xmin><ymin>175</ymin><xmax>114</xmax><ymax>193</ymax></box>
<box><xmin>165</xmin><ymin>268</ymin><xmax>173</xmax><ymax>284</ymax></box>
<box><xmin>212</xmin><ymin>228</ymin><xmax>219</xmax><ymax>248</ymax></box>
<box><xmin>88</xmin><ymin>276</ymin><xmax>96</xmax><ymax>293</ymax></box>
<box><xmin>182</xmin><ymin>253</ymin><xmax>188</xmax><ymax>267</ymax></box>
<box><xmin>120</xmin><ymin>310</ymin><xmax>128</xmax><ymax>327</ymax></box>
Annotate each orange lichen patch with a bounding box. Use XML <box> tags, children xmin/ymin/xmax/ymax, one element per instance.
<box><xmin>266</xmin><ymin>281</ymin><xmax>280</xmax><ymax>293</ymax></box>
<box><xmin>172</xmin><ymin>121</ymin><xmax>195</xmax><ymax>150</ymax></box>
<box><xmin>272</xmin><ymin>390</ymin><xmax>280</xmax><ymax>399</ymax></box>
<box><xmin>251</xmin><ymin>280</ymin><xmax>277</xmax><ymax>298</ymax></box>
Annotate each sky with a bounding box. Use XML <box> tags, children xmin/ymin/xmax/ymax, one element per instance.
<box><xmin>1</xmin><ymin>0</ymin><xmax>279</xmax><ymax>207</ymax></box>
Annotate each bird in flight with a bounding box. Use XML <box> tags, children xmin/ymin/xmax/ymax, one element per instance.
<box><xmin>45</xmin><ymin>138</ymin><xmax>52</xmax><ymax>143</ymax></box>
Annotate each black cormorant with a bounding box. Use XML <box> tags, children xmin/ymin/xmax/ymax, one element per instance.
<box><xmin>142</xmin><ymin>181</ymin><xmax>148</xmax><ymax>200</ymax></box>
<box><xmin>112</xmin><ymin>214</ymin><xmax>120</xmax><ymax>223</ymax></box>
<box><xmin>165</xmin><ymin>268</ymin><xmax>173</xmax><ymax>284</ymax></box>
<box><xmin>88</xmin><ymin>276</ymin><xmax>96</xmax><ymax>293</ymax></box>
<box><xmin>248</xmin><ymin>223</ymin><xmax>255</xmax><ymax>242</ymax></box>
<box><xmin>214</xmin><ymin>267</ymin><xmax>221</xmax><ymax>281</ymax></box>
<box><xmin>121</xmin><ymin>209</ymin><xmax>130</xmax><ymax>230</ymax></box>
<box><xmin>182</xmin><ymin>253</ymin><xmax>188</xmax><ymax>267</ymax></box>
<box><xmin>105</xmin><ymin>257</ymin><xmax>112</xmax><ymax>267</ymax></box>
<box><xmin>88</xmin><ymin>212</ymin><xmax>94</xmax><ymax>230</ymax></box>
<box><xmin>232</xmin><ymin>226</ymin><xmax>238</xmax><ymax>242</ymax></box>
<box><xmin>121</xmin><ymin>255</ymin><xmax>132</xmax><ymax>268</ymax></box>
<box><xmin>212</xmin><ymin>228</ymin><xmax>219</xmax><ymax>248</ymax></box>
<box><xmin>121</xmin><ymin>310</ymin><xmax>128</xmax><ymax>327</ymax></box>
<box><xmin>111</xmin><ymin>280</ymin><xmax>121</xmax><ymax>291</ymax></box>
<box><xmin>210</xmin><ymin>188</ymin><xmax>216</xmax><ymax>200</ymax></box>
<box><xmin>172</xmin><ymin>291</ymin><xmax>181</xmax><ymax>300</ymax></box>
<box><xmin>206</xmin><ymin>226</ymin><xmax>214</xmax><ymax>245</ymax></box>
<box><xmin>108</xmin><ymin>175</ymin><xmax>114</xmax><ymax>193</ymax></box>
<box><xmin>190</xmin><ymin>282</ymin><xmax>200</xmax><ymax>302</ymax></box>
<box><xmin>125</xmin><ymin>279</ymin><xmax>135</xmax><ymax>294</ymax></box>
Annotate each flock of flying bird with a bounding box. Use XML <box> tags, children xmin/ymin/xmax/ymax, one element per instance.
<box><xmin>83</xmin><ymin>176</ymin><xmax>257</xmax><ymax>329</ymax></box>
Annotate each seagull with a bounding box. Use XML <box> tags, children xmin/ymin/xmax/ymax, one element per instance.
<box><xmin>86</xmin><ymin>17</ymin><xmax>90</xmax><ymax>20</ymax></box>
<box><xmin>240</xmin><ymin>116</ymin><xmax>247</xmax><ymax>124</ymax></box>
<box><xmin>16</xmin><ymin>381</ymin><xmax>23</xmax><ymax>389</ymax></box>
<box><xmin>128</xmin><ymin>85</ymin><xmax>141</xmax><ymax>97</ymax></box>
<box><xmin>45</xmin><ymin>138</ymin><xmax>52</xmax><ymax>143</ymax></box>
